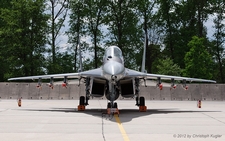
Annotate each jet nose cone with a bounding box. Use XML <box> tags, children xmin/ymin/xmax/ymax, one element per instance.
<box><xmin>103</xmin><ymin>61</ymin><xmax>125</xmax><ymax>75</ymax></box>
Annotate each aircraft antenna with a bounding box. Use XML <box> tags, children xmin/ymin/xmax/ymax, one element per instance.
<box><xmin>141</xmin><ymin>32</ymin><xmax>147</xmax><ymax>73</ymax></box>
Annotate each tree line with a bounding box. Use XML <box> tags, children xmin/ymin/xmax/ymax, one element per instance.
<box><xmin>0</xmin><ymin>0</ymin><xmax>224</xmax><ymax>83</ymax></box>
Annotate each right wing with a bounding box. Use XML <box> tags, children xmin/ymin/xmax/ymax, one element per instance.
<box><xmin>8</xmin><ymin>68</ymin><xmax>103</xmax><ymax>81</ymax></box>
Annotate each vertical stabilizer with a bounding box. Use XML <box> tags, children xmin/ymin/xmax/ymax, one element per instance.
<box><xmin>78</xmin><ymin>36</ymin><xmax>83</xmax><ymax>72</ymax></box>
<box><xmin>141</xmin><ymin>33</ymin><xmax>147</xmax><ymax>73</ymax></box>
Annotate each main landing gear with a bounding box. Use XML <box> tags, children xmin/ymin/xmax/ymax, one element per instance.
<box><xmin>77</xmin><ymin>96</ymin><xmax>89</xmax><ymax>111</ymax></box>
<box><xmin>136</xmin><ymin>96</ymin><xmax>147</xmax><ymax>112</ymax></box>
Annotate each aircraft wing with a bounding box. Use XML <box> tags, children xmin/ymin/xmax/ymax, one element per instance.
<box><xmin>145</xmin><ymin>73</ymin><xmax>216</xmax><ymax>83</ymax></box>
<box><xmin>8</xmin><ymin>68</ymin><xmax>103</xmax><ymax>81</ymax></box>
<box><xmin>125</xmin><ymin>68</ymin><xmax>216</xmax><ymax>83</ymax></box>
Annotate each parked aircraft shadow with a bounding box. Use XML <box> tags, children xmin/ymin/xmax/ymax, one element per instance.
<box><xmin>15</xmin><ymin>108</ymin><xmax>221</xmax><ymax>123</ymax></box>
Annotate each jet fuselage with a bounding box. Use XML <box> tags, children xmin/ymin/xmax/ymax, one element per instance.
<box><xmin>102</xmin><ymin>46</ymin><xmax>126</xmax><ymax>82</ymax></box>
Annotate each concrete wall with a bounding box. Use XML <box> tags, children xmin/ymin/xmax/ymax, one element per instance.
<box><xmin>0</xmin><ymin>82</ymin><xmax>224</xmax><ymax>101</ymax></box>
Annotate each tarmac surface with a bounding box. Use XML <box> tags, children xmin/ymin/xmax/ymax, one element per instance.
<box><xmin>0</xmin><ymin>100</ymin><xmax>225</xmax><ymax>141</ymax></box>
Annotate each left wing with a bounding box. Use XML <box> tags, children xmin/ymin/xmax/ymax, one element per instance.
<box><xmin>125</xmin><ymin>68</ymin><xmax>216</xmax><ymax>83</ymax></box>
<box><xmin>146</xmin><ymin>73</ymin><xmax>216</xmax><ymax>83</ymax></box>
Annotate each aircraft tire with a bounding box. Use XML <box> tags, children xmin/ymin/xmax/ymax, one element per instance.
<box><xmin>139</xmin><ymin>96</ymin><xmax>145</xmax><ymax>106</ymax></box>
<box><xmin>107</xmin><ymin>102</ymin><xmax>111</xmax><ymax>108</ymax></box>
<box><xmin>79</xmin><ymin>96</ymin><xmax>85</xmax><ymax>105</ymax></box>
<box><xmin>113</xmin><ymin>102</ymin><xmax>118</xmax><ymax>108</ymax></box>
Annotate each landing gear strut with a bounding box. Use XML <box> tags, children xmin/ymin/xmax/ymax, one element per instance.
<box><xmin>134</xmin><ymin>78</ymin><xmax>146</xmax><ymax>111</ymax></box>
<box><xmin>85</xmin><ymin>77</ymin><xmax>90</xmax><ymax>105</ymax></box>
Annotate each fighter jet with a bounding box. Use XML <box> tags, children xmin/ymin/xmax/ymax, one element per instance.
<box><xmin>8</xmin><ymin>46</ymin><xmax>216</xmax><ymax>111</ymax></box>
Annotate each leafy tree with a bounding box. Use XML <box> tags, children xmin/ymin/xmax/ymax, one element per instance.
<box><xmin>83</xmin><ymin>0</ymin><xmax>107</xmax><ymax>68</ymax></box>
<box><xmin>145</xmin><ymin>44</ymin><xmax>162</xmax><ymax>73</ymax></box>
<box><xmin>157</xmin><ymin>0</ymin><xmax>213</xmax><ymax>69</ymax></box>
<box><xmin>0</xmin><ymin>0</ymin><xmax>12</xmax><ymax>81</ymax></box>
<box><xmin>156</xmin><ymin>0</ymin><xmax>192</xmax><ymax>69</ymax></box>
<box><xmin>104</xmin><ymin>0</ymin><xmax>142</xmax><ymax>68</ymax></box>
<box><xmin>0</xmin><ymin>0</ymin><xmax>48</xmax><ymax>81</ymax></box>
<box><xmin>136</xmin><ymin>0</ymin><xmax>162</xmax><ymax>73</ymax></box>
<box><xmin>68</xmin><ymin>0</ymin><xmax>86</xmax><ymax>72</ymax></box>
<box><xmin>193</xmin><ymin>0</ymin><xmax>213</xmax><ymax>37</ymax></box>
<box><xmin>46</xmin><ymin>0</ymin><xmax>69</xmax><ymax>73</ymax></box>
<box><xmin>184</xmin><ymin>36</ymin><xmax>213</xmax><ymax>79</ymax></box>
<box><xmin>210</xmin><ymin>0</ymin><xmax>225</xmax><ymax>83</ymax></box>
<box><xmin>156</xmin><ymin>0</ymin><xmax>177</xmax><ymax>61</ymax></box>
<box><xmin>154</xmin><ymin>58</ymin><xmax>181</xmax><ymax>76</ymax></box>
<box><xmin>45</xmin><ymin>52</ymin><xmax>74</xmax><ymax>73</ymax></box>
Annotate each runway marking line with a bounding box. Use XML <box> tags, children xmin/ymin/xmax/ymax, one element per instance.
<box><xmin>114</xmin><ymin>114</ymin><xmax>130</xmax><ymax>141</ymax></box>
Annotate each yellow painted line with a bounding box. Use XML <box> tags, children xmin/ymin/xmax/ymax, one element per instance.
<box><xmin>114</xmin><ymin>114</ymin><xmax>130</xmax><ymax>141</ymax></box>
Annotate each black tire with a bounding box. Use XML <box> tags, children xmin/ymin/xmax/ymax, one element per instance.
<box><xmin>113</xmin><ymin>102</ymin><xmax>118</xmax><ymax>108</ymax></box>
<box><xmin>107</xmin><ymin>102</ymin><xmax>111</xmax><ymax>108</ymax></box>
<box><xmin>139</xmin><ymin>96</ymin><xmax>145</xmax><ymax>106</ymax></box>
<box><xmin>79</xmin><ymin>96</ymin><xmax>85</xmax><ymax>105</ymax></box>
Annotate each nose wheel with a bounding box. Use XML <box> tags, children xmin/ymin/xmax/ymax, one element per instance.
<box><xmin>107</xmin><ymin>102</ymin><xmax>119</xmax><ymax>115</ymax></box>
<box><xmin>107</xmin><ymin>102</ymin><xmax>118</xmax><ymax>108</ymax></box>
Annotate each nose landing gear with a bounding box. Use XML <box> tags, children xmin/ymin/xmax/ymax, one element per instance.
<box><xmin>107</xmin><ymin>102</ymin><xmax>119</xmax><ymax>115</ymax></box>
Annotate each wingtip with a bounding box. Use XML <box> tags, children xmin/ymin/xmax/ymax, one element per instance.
<box><xmin>8</xmin><ymin>78</ymin><xmax>13</xmax><ymax>81</ymax></box>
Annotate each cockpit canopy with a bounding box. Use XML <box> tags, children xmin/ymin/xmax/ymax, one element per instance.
<box><xmin>104</xmin><ymin>46</ymin><xmax>124</xmax><ymax>63</ymax></box>
<box><xmin>105</xmin><ymin>46</ymin><xmax>122</xmax><ymax>57</ymax></box>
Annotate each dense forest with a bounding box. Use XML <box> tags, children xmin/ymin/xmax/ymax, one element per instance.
<box><xmin>0</xmin><ymin>0</ymin><xmax>224</xmax><ymax>83</ymax></box>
